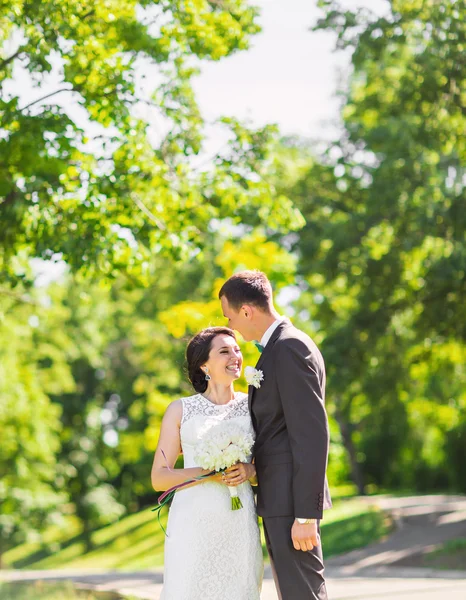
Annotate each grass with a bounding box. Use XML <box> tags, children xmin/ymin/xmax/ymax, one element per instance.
<box><xmin>320</xmin><ymin>500</ymin><xmax>391</xmax><ymax>558</ymax></box>
<box><xmin>421</xmin><ymin>538</ymin><xmax>466</xmax><ymax>570</ymax></box>
<box><xmin>0</xmin><ymin>581</ymin><xmax>133</xmax><ymax>600</ymax></box>
<box><xmin>4</xmin><ymin>509</ymin><xmax>166</xmax><ymax>571</ymax></box>
<box><xmin>3</xmin><ymin>497</ymin><xmax>390</xmax><ymax>571</ymax></box>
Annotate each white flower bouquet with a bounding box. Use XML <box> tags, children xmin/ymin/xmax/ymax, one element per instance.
<box><xmin>194</xmin><ymin>421</ymin><xmax>255</xmax><ymax>510</ymax></box>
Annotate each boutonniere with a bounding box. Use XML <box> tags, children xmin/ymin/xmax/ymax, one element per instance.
<box><xmin>245</xmin><ymin>366</ymin><xmax>264</xmax><ymax>389</ymax></box>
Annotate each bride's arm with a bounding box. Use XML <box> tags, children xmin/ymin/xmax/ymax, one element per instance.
<box><xmin>151</xmin><ymin>400</ymin><xmax>221</xmax><ymax>491</ymax></box>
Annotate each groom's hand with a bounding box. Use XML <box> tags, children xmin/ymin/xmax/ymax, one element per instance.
<box><xmin>291</xmin><ymin>520</ymin><xmax>320</xmax><ymax>552</ymax></box>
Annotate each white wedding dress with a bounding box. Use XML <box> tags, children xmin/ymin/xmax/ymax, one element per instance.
<box><xmin>161</xmin><ymin>392</ymin><xmax>263</xmax><ymax>600</ymax></box>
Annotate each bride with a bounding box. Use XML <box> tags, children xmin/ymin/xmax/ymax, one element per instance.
<box><xmin>151</xmin><ymin>326</ymin><xmax>264</xmax><ymax>599</ymax></box>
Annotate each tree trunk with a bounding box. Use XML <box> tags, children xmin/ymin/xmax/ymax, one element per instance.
<box><xmin>82</xmin><ymin>519</ymin><xmax>94</xmax><ymax>553</ymax></box>
<box><xmin>76</xmin><ymin>500</ymin><xmax>95</xmax><ymax>553</ymax></box>
<box><xmin>334</xmin><ymin>406</ymin><xmax>366</xmax><ymax>495</ymax></box>
<box><xmin>0</xmin><ymin>536</ymin><xmax>5</xmax><ymax>569</ymax></box>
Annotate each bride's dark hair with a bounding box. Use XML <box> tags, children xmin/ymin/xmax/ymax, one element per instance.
<box><xmin>186</xmin><ymin>327</ymin><xmax>237</xmax><ymax>393</ymax></box>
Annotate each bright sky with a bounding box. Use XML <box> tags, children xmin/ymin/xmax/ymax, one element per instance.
<box><xmin>4</xmin><ymin>0</ymin><xmax>390</xmax><ymax>294</ymax></box>
<box><xmin>194</xmin><ymin>0</ymin><xmax>387</xmax><ymax>141</ymax></box>
<box><xmin>9</xmin><ymin>0</ymin><xmax>387</xmax><ymax>286</ymax></box>
<box><xmin>6</xmin><ymin>0</ymin><xmax>388</xmax><ymax>147</ymax></box>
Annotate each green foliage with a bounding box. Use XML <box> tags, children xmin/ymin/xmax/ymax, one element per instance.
<box><xmin>0</xmin><ymin>0</ymin><xmax>303</xmax><ymax>287</ymax></box>
<box><xmin>406</xmin><ymin>537</ymin><xmax>466</xmax><ymax>570</ymax></box>
<box><xmin>321</xmin><ymin>506</ymin><xmax>391</xmax><ymax>558</ymax></box>
<box><xmin>2</xmin><ymin>0</ymin><xmax>465</xmax><ymax>565</ymax></box>
<box><xmin>431</xmin><ymin>537</ymin><xmax>466</xmax><ymax>554</ymax></box>
<box><xmin>313</xmin><ymin>0</ymin><xmax>465</xmax><ymax>338</ymax></box>
<box><xmin>0</xmin><ymin>0</ymin><xmax>307</xmax><ymax>559</ymax></box>
<box><xmin>0</xmin><ymin>581</ymin><xmax>125</xmax><ymax>600</ymax></box>
<box><xmin>0</xmin><ymin>296</ymin><xmax>65</xmax><ymax>560</ymax></box>
<box><xmin>160</xmin><ymin>229</ymin><xmax>297</xmax><ymax>336</ymax></box>
<box><xmin>3</xmin><ymin>498</ymin><xmax>386</xmax><ymax>569</ymax></box>
<box><xmin>279</xmin><ymin>0</ymin><xmax>466</xmax><ymax>492</ymax></box>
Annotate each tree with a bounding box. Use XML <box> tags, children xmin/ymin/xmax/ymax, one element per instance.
<box><xmin>0</xmin><ymin>0</ymin><xmax>303</xmax><ymax>288</ymax></box>
<box><xmin>312</xmin><ymin>0</ymin><xmax>465</xmax><ymax>340</ymax></box>
<box><xmin>277</xmin><ymin>0</ymin><xmax>465</xmax><ymax>492</ymax></box>
<box><xmin>0</xmin><ymin>295</ymin><xmax>65</xmax><ymax>565</ymax></box>
<box><xmin>0</xmin><ymin>1</ymin><xmax>305</xmax><ymax>555</ymax></box>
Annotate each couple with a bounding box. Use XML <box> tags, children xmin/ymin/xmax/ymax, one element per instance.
<box><xmin>151</xmin><ymin>270</ymin><xmax>332</xmax><ymax>599</ymax></box>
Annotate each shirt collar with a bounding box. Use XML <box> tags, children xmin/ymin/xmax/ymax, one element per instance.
<box><xmin>260</xmin><ymin>316</ymin><xmax>286</xmax><ymax>348</ymax></box>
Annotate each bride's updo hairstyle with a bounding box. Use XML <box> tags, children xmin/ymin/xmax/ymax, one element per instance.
<box><xmin>186</xmin><ymin>327</ymin><xmax>237</xmax><ymax>393</ymax></box>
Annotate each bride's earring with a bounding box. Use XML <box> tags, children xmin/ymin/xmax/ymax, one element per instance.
<box><xmin>204</xmin><ymin>369</ymin><xmax>211</xmax><ymax>381</ymax></box>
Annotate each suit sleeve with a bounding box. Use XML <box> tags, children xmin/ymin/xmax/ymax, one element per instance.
<box><xmin>275</xmin><ymin>338</ymin><xmax>329</xmax><ymax>519</ymax></box>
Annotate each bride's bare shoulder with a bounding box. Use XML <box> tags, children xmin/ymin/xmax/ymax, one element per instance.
<box><xmin>163</xmin><ymin>398</ymin><xmax>183</xmax><ymax>421</ymax></box>
<box><xmin>163</xmin><ymin>393</ymin><xmax>202</xmax><ymax>420</ymax></box>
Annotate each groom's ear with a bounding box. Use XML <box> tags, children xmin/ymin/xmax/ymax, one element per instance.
<box><xmin>241</xmin><ymin>304</ymin><xmax>254</xmax><ymax>319</ymax></box>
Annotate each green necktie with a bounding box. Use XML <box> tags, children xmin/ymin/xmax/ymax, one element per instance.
<box><xmin>254</xmin><ymin>341</ymin><xmax>264</xmax><ymax>353</ymax></box>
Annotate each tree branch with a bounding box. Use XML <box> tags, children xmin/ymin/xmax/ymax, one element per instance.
<box><xmin>131</xmin><ymin>194</ymin><xmax>167</xmax><ymax>230</ymax></box>
<box><xmin>0</xmin><ymin>188</ymin><xmax>17</xmax><ymax>209</ymax></box>
<box><xmin>207</xmin><ymin>0</ymin><xmax>229</xmax><ymax>9</ymax></box>
<box><xmin>81</xmin><ymin>9</ymin><xmax>95</xmax><ymax>20</ymax></box>
<box><xmin>0</xmin><ymin>288</ymin><xmax>36</xmax><ymax>305</ymax></box>
<box><xmin>19</xmin><ymin>87</ymin><xmax>73</xmax><ymax>113</ymax></box>
<box><xmin>0</xmin><ymin>48</ymin><xmax>25</xmax><ymax>71</ymax></box>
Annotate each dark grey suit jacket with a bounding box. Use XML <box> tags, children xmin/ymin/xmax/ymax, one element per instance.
<box><xmin>249</xmin><ymin>319</ymin><xmax>332</xmax><ymax>519</ymax></box>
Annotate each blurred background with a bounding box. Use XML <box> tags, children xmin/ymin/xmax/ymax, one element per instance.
<box><xmin>0</xmin><ymin>0</ymin><xmax>465</xmax><ymax>594</ymax></box>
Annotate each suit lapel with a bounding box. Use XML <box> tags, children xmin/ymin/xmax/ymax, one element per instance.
<box><xmin>248</xmin><ymin>319</ymin><xmax>292</xmax><ymax>411</ymax></box>
<box><xmin>248</xmin><ymin>382</ymin><xmax>254</xmax><ymax>412</ymax></box>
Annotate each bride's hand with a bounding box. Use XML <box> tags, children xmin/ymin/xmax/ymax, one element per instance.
<box><xmin>223</xmin><ymin>462</ymin><xmax>256</xmax><ymax>486</ymax></box>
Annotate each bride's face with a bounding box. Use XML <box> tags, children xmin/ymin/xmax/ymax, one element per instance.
<box><xmin>202</xmin><ymin>334</ymin><xmax>243</xmax><ymax>385</ymax></box>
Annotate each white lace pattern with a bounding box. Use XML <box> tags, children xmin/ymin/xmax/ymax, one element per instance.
<box><xmin>160</xmin><ymin>392</ymin><xmax>263</xmax><ymax>600</ymax></box>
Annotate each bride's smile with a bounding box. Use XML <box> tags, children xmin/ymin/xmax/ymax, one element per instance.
<box><xmin>226</xmin><ymin>361</ymin><xmax>241</xmax><ymax>375</ymax></box>
<box><xmin>201</xmin><ymin>334</ymin><xmax>243</xmax><ymax>386</ymax></box>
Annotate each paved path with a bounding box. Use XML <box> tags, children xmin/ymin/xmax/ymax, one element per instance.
<box><xmin>2</xmin><ymin>567</ymin><xmax>466</xmax><ymax>599</ymax></box>
<box><xmin>327</xmin><ymin>494</ymin><xmax>466</xmax><ymax>573</ymax></box>
<box><xmin>2</xmin><ymin>495</ymin><xmax>466</xmax><ymax>599</ymax></box>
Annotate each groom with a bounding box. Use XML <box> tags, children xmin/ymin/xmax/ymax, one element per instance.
<box><xmin>219</xmin><ymin>270</ymin><xmax>332</xmax><ymax>600</ymax></box>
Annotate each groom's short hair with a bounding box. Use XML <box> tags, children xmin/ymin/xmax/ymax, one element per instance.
<box><xmin>219</xmin><ymin>270</ymin><xmax>273</xmax><ymax>312</ymax></box>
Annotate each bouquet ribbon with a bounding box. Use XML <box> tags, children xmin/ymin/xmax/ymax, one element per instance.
<box><xmin>151</xmin><ymin>450</ymin><xmax>214</xmax><ymax>535</ymax></box>
<box><xmin>151</xmin><ymin>452</ymin><xmax>246</xmax><ymax>535</ymax></box>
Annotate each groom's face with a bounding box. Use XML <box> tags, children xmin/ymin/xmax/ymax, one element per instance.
<box><xmin>221</xmin><ymin>296</ymin><xmax>254</xmax><ymax>342</ymax></box>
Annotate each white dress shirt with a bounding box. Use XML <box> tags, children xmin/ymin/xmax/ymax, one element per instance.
<box><xmin>260</xmin><ymin>316</ymin><xmax>286</xmax><ymax>348</ymax></box>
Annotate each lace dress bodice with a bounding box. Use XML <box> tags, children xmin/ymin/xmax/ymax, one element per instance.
<box><xmin>180</xmin><ymin>392</ymin><xmax>254</xmax><ymax>467</ymax></box>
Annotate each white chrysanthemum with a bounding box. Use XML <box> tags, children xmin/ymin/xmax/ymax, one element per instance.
<box><xmin>244</xmin><ymin>366</ymin><xmax>264</xmax><ymax>389</ymax></box>
<box><xmin>194</xmin><ymin>422</ymin><xmax>254</xmax><ymax>472</ymax></box>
